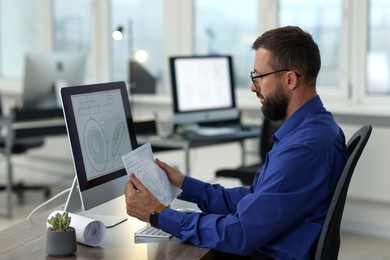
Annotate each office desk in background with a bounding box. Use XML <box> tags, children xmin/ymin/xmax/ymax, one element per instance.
<box><xmin>137</xmin><ymin>125</ymin><xmax>260</xmax><ymax>176</ymax></box>
<box><xmin>0</xmin><ymin>201</ymin><xmax>216</xmax><ymax>259</ymax></box>
<box><xmin>0</xmin><ymin>108</ymin><xmax>66</xmax><ymax>218</ymax></box>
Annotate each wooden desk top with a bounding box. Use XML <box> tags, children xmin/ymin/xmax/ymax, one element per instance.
<box><xmin>0</xmin><ymin>211</ymin><xmax>216</xmax><ymax>259</ymax></box>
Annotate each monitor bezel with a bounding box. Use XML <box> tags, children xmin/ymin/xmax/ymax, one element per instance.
<box><xmin>169</xmin><ymin>55</ymin><xmax>238</xmax><ymax>124</ymax></box>
<box><xmin>61</xmin><ymin>81</ymin><xmax>138</xmax><ymax>192</ymax></box>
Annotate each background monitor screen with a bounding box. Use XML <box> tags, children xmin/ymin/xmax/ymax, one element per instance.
<box><xmin>129</xmin><ymin>60</ymin><xmax>156</xmax><ymax>94</ymax></box>
<box><xmin>61</xmin><ymin>81</ymin><xmax>138</xmax><ymax>215</ymax></box>
<box><xmin>170</xmin><ymin>55</ymin><xmax>239</xmax><ymax>126</ymax></box>
<box><xmin>22</xmin><ymin>52</ymin><xmax>86</xmax><ymax>109</ymax></box>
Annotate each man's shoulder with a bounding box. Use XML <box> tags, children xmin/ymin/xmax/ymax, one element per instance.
<box><xmin>282</xmin><ymin>114</ymin><xmax>343</xmax><ymax>149</ymax></box>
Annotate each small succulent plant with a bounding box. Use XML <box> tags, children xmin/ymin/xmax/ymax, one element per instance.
<box><xmin>47</xmin><ymin>212</ymin><xmax>73</xmax><ymax>231</ymax></box>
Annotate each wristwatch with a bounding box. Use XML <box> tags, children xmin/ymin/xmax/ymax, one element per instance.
<box><xmin>149</xmin><ymin>204</ymin><xmax>166</xmax><ymax>229</ymax></box>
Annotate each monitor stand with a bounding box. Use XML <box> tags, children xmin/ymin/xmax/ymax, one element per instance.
<box><xmin>54</xmin><ymin>79</ymin><xmax>68</xmax><ymax>107</ymax></box>
<box><xmin>64</xmin><ymin>177</ymin><xmax>128</xmax><ymax>228</ymax></box>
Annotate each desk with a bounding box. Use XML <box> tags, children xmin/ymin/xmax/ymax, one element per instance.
<box><xmin>137</xmin><ymin>125</ymin><xmax>259</xmax><ymax>176</ymax></box>
<box><xmin>0</xmin><ymin>204</ymin><xmax>216</xmax><ymax>259</ymax></box>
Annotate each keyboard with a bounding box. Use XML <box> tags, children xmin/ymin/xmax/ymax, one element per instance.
<box><xmin>195</xmin><ymin>126</ymin><xmax>236</xmax><ymax>136</ymax></box>
<box><xmin>135</xmin><ymin>225</ymin><xmax>172</xmax><ymax>239</ymax></box>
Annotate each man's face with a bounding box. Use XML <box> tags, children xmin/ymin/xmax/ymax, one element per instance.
<box><xmin>260</xmin><ymin>81</ymin><xmax>288</xmax><ymax>121</ymax></box>
<box><xmin>251</xmin><ymin>48</ymin><xmax>289</xmax><ymax>121</ymax></box>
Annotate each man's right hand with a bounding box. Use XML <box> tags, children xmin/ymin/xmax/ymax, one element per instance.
<box><xmin>155</xmin><ymin>158</ymin><xmax>185</xmax><ymax>188</ymax></box>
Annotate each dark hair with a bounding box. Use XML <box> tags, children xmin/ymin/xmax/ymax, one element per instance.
<box><xmin>252</xmin><ymin>26</ymin><xmax>321</xmax><ymax>87</ymax></box>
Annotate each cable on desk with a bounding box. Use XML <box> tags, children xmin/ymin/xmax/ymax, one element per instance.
<box><xmin>26</xmin><ymin>187</ymin><xmax>71</xmax><ymax>220</ymax></box>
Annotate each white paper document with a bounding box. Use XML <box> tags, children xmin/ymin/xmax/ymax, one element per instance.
<box><xmin>122</xmin><ymin>142</ymin><xmax>182</xmax><ymax>205</ymax></box>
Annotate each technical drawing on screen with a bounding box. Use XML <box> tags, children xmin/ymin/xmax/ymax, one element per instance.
<box><xmin>61</xmin><ymin>81</ymin><xmax>138</xmax><ymax>227</ymax></box>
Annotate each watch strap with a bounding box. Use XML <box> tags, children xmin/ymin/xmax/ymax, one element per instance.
<box><xmin>154</xmin><ymin>203</ymin><xmax>167</xmax><ymax>214</ymax></box>
<box><xmin>149</xmin><ymin>203</ymin><xmax>166</xmax><ymax>228</ymax></box>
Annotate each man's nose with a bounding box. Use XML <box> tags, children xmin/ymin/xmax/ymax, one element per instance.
<box><xmin>250</xmin><ymin>82</ymin><xmax>258</xmax><ymax>92</ymax></box>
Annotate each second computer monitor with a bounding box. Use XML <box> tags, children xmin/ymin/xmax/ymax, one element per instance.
<box><xmin>169</xmin><ymin>55</ymin><xmax>239</xmax><ymax>127</ymax></box>
<box><xmin>129</xmin><ymin>60</ymin><xmax>156</xmax><ymax>94</ymax></box>
<box><xmin>22</xmin><ymin>52</ymin><xmax>86</xmax><ymax>109</ymax></box>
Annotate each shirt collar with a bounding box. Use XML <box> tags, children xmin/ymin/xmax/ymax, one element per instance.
<box><xmin>273</xmin><ymin>95</ymin><xmax>324</xmax><ymax>142</ymax></box>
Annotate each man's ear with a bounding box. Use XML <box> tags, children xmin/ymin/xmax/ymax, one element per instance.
<box><xmin>286</xmin><ymin>71</ymin><xmax>299</xmax><ymax>90</ymax></box>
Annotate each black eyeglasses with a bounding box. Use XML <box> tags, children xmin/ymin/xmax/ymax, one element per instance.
<box><xmin>250</xmin><ymin>69</ymin><xmax>301</xmax><ymax>86</ymax></box>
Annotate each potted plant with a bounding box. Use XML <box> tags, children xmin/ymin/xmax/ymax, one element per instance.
<box><xmin>46</xmin><ymin>211</ymin><xmax>77</xmax><ymax>256</ymax></box>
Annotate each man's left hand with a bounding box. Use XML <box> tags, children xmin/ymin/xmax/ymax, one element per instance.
<box><xmin>124</xmin><ymin>173</ymin><xmax>160</xmax><ymax>222</ymax></box>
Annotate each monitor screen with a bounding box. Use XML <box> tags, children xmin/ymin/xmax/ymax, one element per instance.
<box><xmin>61</xmin><ymin>81</ymin><xmax>138</xmax><ymax>217</ymax></box>
<box><xmin>170</xmin><ymin>55</ymin><xmax>239</xmax><ymax>126</ymax></box>
<box><xmin>129</xmin><ymin>60</ymin><xmax>156</xmax><ymax>94</ymax></box>
<box><xmin>22</xmin><ymin>52</ymin><xmax>86</xmax><ymax>109</ymax></box>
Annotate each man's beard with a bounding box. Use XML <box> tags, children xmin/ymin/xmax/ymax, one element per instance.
<box><xmin>261</xmin><ymin>83</ymin><xmax>288</xmax><ymax>121</ymax></box>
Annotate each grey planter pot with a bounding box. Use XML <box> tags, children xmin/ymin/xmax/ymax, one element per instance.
<box><xmin>46</xmin><ymin>228</ymin><xmax>77</xmax><ymax>256</ymax></box>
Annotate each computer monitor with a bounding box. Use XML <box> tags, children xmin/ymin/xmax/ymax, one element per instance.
<box><xmin>129</xmin><ymin>60</ymin><xmax>156</xmax><ymax>94</ymax></box>
<box><xmin>169</xmin><ymin>55</ymin><xmax>239</xmax><ymax>129</ymax></box>
<box><xmin>61</xmin><ymin>81</ymin><xmax>138</xmax><ymax>226</ymax></box>
<box><xmin>22</xmin><ymin>52</ymin><xmax>87</xmax><ymax>108</ymax></box>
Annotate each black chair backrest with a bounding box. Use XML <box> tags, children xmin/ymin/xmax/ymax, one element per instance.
<box><xmin>11</xmin><ymin>107</ymin><xmax>66</xmax><ymax>139</ymax></box>
<box><xmin>1</xmin><ymin>107</ymin><xmax>66</xmax><ymax>153</ymax></box>
<box><xmin>315</xmin><ymin>125</ymin><xmax>372</xmax><ymax>260</ymax></box>
<box><xmin>259</xmin><ymin>118</ymin><xmax>284</xmax><ymax>161</ymax></box>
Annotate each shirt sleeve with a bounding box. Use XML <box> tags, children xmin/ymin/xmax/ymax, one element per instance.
<box><xmin>158</xmin><ymin>145</ymin><xmax>343</xmax><ymax>256</ymax></box>
<box><xmin>177</xmin><ymin>176</ymin><xmax>252</xmax><ymax>214</ymax></box>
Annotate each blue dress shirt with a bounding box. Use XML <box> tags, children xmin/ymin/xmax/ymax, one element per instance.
<box><xmin>158</xmin><ymin>95</ymin><xmax>348</xmax><ymax>259</ymax></box>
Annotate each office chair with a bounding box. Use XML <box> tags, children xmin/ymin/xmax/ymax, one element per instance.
<box><xmin>215</xmin><ymin>117</ymin><xmax>283</xmax><ymax>186</ymax></box>
<box><xmin>0</xmin><ymin>94</ymin><xmax>51</xmax><ymax>204</ymax></box>
<box><xmin>314</xmin><ymin>125</ymin><xmax>372</xmax><ymax>260</ymax></box>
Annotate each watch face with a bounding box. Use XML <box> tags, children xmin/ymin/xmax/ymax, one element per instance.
<box><xmin>150</xmin><ymin>212</ymin><xmax>159</xmax><ymax>229</ymax></box>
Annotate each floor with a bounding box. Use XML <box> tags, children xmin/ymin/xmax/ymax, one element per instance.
<box><xmin>1</xmin><ymin>140</ymin><xmax>390</xmax><ymax>259</ymax></box>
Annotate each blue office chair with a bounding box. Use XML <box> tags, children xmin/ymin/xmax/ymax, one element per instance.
<box><xmin>315</xmin><ymin>125</ymin><xmax>372</xmax><ymax>260</ymax></box>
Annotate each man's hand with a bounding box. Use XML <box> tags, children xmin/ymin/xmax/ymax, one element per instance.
<box><xmin>155</xmin><ymin>158</ymin><xmax>185</xmax><ymax>188</ymax></box>
<box><xmin>124</xmin><ymin>173</ymin><xmax>160</xmax><ymax>222</ymax></box>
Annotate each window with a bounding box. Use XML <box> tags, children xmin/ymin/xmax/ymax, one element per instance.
<box><xmin>194</xmin><ymin>0</ymin><xmax>258</xmax><ymax>89</ymax></box>
<box><xmin>0</xmin><ymin>0</ymin><xmax>91</xmax><ymax>82</ymax></box>
<box><xmin>111</xmin><ymin>0</ymin><xmax>163</xmax><ymax>90</ymax></box>
<box><xmin>0</xmin><ymin>0</ymin><xmax>39</xmax><ymax>78</ymax></box>
<box><xmin>279</xmin><ymin>0</ymin><xmax>342</xmax><ymax>89</ymax></box>
<box><xmin>53</xmin><ymin>0</ymin><xmax>92</xmax><ymax>76</ymax></box>
<box><xmin>3</xmin><ymin>0</ymin><xmax>390</xmax><ymax>104</ymax></box>
<box><xmin>53</xmin><ymin>0</ymin><xmax>92</xmax><ymax>52</ymax></box>
<box><xmin>367</xmin><ymin>0</ymin><xmax>390</xmax><ymax>95</ymax></box>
